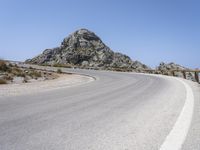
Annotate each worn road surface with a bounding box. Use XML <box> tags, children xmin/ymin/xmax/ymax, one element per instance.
<box><xmin>0</xmin><ymin>67</ymin><xmax>199</xmax><ymax>150</ymax></box>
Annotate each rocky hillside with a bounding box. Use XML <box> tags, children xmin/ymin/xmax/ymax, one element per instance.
<box><xmin>156</xmin><ymin>62</ymin><xmax>196</xmax><ymax>82</ymax></box>
<box><xmin>157</xmin><ymin>62</ymin><xmax>186</xmax><ymax>71</ymax></box>
<box><xmin>26</xmin><ymin>29</ymin><xmax>149</xmax><ymax>71</ymax></box>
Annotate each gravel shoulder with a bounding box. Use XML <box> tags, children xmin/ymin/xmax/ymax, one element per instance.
<box><xmin>0</xmin><ymin>73</ymin><xmax>94</xmax><ymax>97</ymax></box>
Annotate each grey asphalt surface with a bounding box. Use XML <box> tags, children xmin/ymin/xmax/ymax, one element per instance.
<box><xmin>0</xmin><ymin>66</ymin><xmax>199</xmax><ymax>150</ymax></box>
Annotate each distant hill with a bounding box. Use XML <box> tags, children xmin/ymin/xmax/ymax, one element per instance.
<box><xmin>26</xmin><ymin>28</ymin><xmax>150</xmax><ymax>71</ymax></box>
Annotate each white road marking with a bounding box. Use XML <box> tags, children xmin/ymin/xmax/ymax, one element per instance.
<box><xmin>159</xmin><ymin>78</ymin><xmax>194</xmax><ymax>150</ymax></box>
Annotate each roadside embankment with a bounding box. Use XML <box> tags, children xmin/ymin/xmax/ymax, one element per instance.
<box><xmin>0</xmin><ymin>73</ymin><xmax>94</xmax><ymax>97</ymax></box>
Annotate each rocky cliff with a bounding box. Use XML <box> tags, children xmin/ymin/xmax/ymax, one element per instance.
<box><xmin>26</xmin><ymin>29</ymin><xmax>149</xmax><ymax>71</ymax></box>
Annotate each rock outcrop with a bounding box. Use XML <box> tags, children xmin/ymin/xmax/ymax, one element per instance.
<box><xmin>26</xmin><ymin>29</ymin><xmax>149</xmax><ymax>71</ymax></box>
<box><xmin>157</xmin><ymin>62</ymin><xmax>186</xmax><ymax>71</ymax></box>
<box><xmin>156</xmin><ymin>62</ymin><xmax>196</xmax><ymax>82</ymax></box>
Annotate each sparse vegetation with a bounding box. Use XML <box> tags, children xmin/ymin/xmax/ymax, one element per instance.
<box><xmin>112</xmin><ymin>67</ymin><xmax>132</xmax><ymax>72</ymax></box>
<box><xmin>0</xmin><ymin>60</ymin><xmax>57</xmax><ymax>84</ymax></box>
<box><xmin>0</xmin><ymin>79</ymin><xmax>7</xmax><ymax>84</ymax></box>
<box><xmin>53</xmin><ymin>63</ymin><xmax>73</xmax><ymax>68</ymax></box>
<box><xmin>53</xmin><ymin>63</ymin><xmax>64</xmax><ymax>67</ymax></box>
<box><xmin>28</xmin><ymin>71</ymin><xmax>42</xmax><ymax>78</ymax></box>
<box><xmin>9</xmin><ymin>67</ymin><xmax>26</xmax><ymax>77</ymax></box>
<box><xmin>0</xmin><ymin>60</ymin><xmax>9</xmax><ymax>72</ymax></box>
<box><xmin>8</xmin><ymin>63</ymin><xmax>13</xmax><ymax>67</ymax></box>
<box><xmin>57</xmin><ymin>68</ymin><xmax>62</xmax><ymax>74</ymax></box>
<box><xmin>3</xmin><ymin>75</ymin><xmax>13</xmax><ymax>81</ymax></box>
<box><xmin>41</xmin><ymin>63</ymin><xmax>50</xmax><ymax>66</ymax></box>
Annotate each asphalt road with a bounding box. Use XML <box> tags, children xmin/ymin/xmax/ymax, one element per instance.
<box><xmin>0</xmin><ymin>67</ymin><xmax>199</xmax><ymax>150</ymax></box>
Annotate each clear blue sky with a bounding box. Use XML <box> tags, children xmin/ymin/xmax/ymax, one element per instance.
<box><xmin>0</xmin><ymin>0</ymin><xmax>199</xmax><ymax>68</ymax></box>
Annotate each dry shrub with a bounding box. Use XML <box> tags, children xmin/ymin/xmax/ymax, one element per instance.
<box><xmin>0</xmin><ymin>60</ymin><xmax>9</xmax><ymax>72</ymax></box>
<box><xmin>0</xmin><ymin>79</ymin><xmax>7</xmax><ymax>84</ymax></box>
<box><xmin>57</xmin><ymin>69</ymin><xmax>62</xmax><ymax>74</ymax></box>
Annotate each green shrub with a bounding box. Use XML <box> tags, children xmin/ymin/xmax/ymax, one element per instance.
<box><xmin>57</xmin><ymin>68</ymin><xmax>62</xmax><ymax>74</ymax></box>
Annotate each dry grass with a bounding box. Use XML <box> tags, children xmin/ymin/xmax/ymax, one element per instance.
<box><xmin>11</xmin><ymin>67</ymin><xmax>26</xmax><ymax>77</ymax></box>
<box><xmin>0</xmin><ymin>60</ymin><xmax>57</xmax><ymax>84</ymax></box>
<box><xmin>0</xmin><ymin>79</ymin><xmax>7</xmax><ymax>84</ymax></box>
<box><xmin>28</xmin><ymin>71</ymin><xmax>42</xmax><ymax>78</ymax></box>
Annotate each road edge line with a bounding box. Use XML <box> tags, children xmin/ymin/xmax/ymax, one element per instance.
<box><xmin>159</xmin><ymin>78</ymin><xmax>194</xmax><ymax>150</ymax></box>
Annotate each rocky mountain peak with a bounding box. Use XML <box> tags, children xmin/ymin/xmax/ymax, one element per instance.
<box><xmin>26</xmin><ymin>28</ymin><xmax>149</xmax><ymax>71</ymax></box>
<box><xmin>61</xmin><ymin>28</ymin><xmax>106</xmax><ymax>52</ymax></box>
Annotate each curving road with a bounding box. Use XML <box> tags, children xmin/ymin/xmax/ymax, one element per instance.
<box><xmin>0</xmin><ymin>67</ymin><xmax>199</xmax><ymax>150</ymax></box>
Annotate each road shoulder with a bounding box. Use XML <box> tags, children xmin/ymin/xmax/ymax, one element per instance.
<box><xmin>182</xmin><ymin>80</ymin><xmax>200</xmax><ymax>150</ymax></box>
<box><xmin>0</xmin><ymin>74</ymin><xmax>94</xmax><ymax>98</ymax></box>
